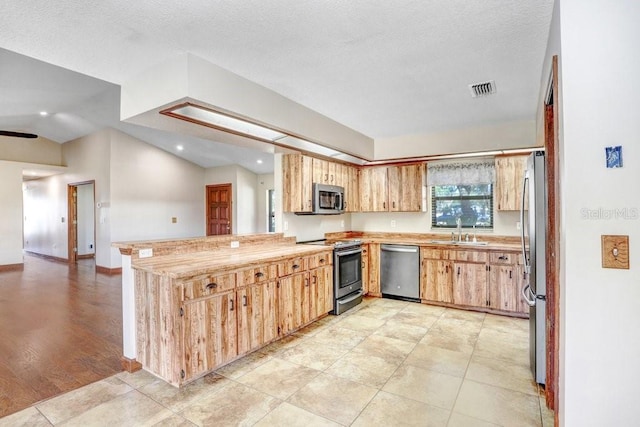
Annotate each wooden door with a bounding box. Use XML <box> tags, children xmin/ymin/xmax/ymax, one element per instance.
<box><xmin>310</xmin><ymin>265</ymin><xmax>333</xmax><ymax>319</ymax></box>
<box><xmin>182</xmin><ymin>292</ymin><xmax>237</xmax><ymax>381</ymax></box>
<box><xmin>452</xmin><ymin>262</ymin><xmax>487</xmax><ymax>307</ymax></box>
<box><xmin>206</xmin><ymin>184</ymin><xmax>232</xmax><ymax>235</ymax></box>
<box><xmin>360</xmin><ymin>167</ymin><xmax>388</xmax><ymax>212</ymax></box>
<box><xmin>488</xmin><ymin>265</ymin><xmax>519</xmax><ymax>312</ymax></box>
<box><xmin>237</xmin><ymin>281</ymin><xmax>277</xmax><ymax>355</ymax></box>
<box><xmin>67</xmin><ymin>185</ymin><xmax>78</xmax><ymax>263</ymax></box>
<box><xmin>421</xmin><ymin>259</ymin><xmax>453</xmax><ymax>303</ymax></box>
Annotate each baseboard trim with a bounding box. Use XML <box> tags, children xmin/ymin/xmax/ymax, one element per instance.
<box><xmin>0</xmin><ymin>263</ymin><xmax>24</xmax><ymax>272</ymax></box>
<box><xmin>76</xmin><ymin>254</ymin><xmax>95</xmax><ymax>260</ymax></box>
<box><xmin>25</xmin><ymin>251</ymin><xmax>68</xmax><ymax>264</ymax></box>
<box><xmin>120</xmin><ymin>356</ymin><xmax>142</xmax><ymax>373</ymax></box>
<box><xmin>96</xmin><ymin>265</ymin><xmax>122</xmax><ymax>275</ymax></box>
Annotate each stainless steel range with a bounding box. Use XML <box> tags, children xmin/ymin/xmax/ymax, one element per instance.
<box><xmin>302</xmin><ymin>239</ymin><xmax>363</xmax><ymax>315</ymax></box>
<box><xmin>331</xmin><ymin>240</ymin><xmax>363</xmax><ymax>314</ymax></box>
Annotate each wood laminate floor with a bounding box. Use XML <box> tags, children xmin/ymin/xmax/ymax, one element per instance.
<box><xmin>0</xmin><ymin>254</ymin><xmax>122</xmax><ymax>418</ymax></box>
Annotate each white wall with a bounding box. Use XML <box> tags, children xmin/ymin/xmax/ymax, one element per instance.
<box><xmin>76</xmin><ymin>183</ymin><xmax>95</xmax><ymax>256</ymax></box>
<box><xmin>256</xmin><ymin>173</ymin><xmax>274</xmax><ymax>233</ymax></box>
<box><xmin>554</xmin><ymin>1</ymin><xmax>640</xmax><ymax>425</ymax></box>
<box><xmin>205</xmin><ymin>164</ymin><xmax>261</xmax><ymax>235</ymax></box>
<box><xmin>0</xmin><ymin>162</ymin><xmax>25</xmax><ymax>265</ymax></box>
<box><xmin>109</xmin><ymin>129</ymin><xmax>205</xmax><ymax>267</ymax></box>
<box><xmin>375</xmin><ymin>119</ymin><xmax>537</xmax><ymax>159</ymax></box>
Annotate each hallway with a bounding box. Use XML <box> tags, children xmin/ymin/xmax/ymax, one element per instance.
<box><xmin>0</xmin><ymin>255</ymin><xmax>123</xmax><ymax>417</ymax></box>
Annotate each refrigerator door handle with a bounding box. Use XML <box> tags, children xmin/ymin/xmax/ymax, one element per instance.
<box><xmin>522</xmin><ymin>283</ymin><xmax>536</xmax><ymax>307</ymax></box>
<box><xmin>520</xmin><ymin>173</ymin><xmax>531</xmax><ymax>275</ymax></box>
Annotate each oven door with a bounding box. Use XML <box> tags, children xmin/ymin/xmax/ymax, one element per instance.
<box><xmin>334</xmin><ymin>247</ymin><xmax>363</xmax><ymax>299</ymax></box>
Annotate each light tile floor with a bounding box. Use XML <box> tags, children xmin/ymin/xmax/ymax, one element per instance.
<box><xmin>1</xmin><ymin>298</ymin><xmax>555</xmax><ymax>427</ymax></box>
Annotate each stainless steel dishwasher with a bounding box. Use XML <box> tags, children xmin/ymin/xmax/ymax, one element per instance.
<box><xmin>380</xmin><ymin>244</ymin><xmax>420</xmax><ymax>300</ymax></box>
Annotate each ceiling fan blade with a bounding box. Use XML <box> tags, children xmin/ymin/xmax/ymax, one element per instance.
<box><xmin>0</xmin><ymin>130</ymin><xmax>38</xmax><ymax>139</ymax></box>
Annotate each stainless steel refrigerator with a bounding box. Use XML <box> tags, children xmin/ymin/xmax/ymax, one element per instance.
<box><xmin>520</xmin><ymin>151</ymin><xmax>546</xmax><ymax>385</ymax></box>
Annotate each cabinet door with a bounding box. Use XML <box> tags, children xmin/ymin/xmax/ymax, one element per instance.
<box><xmin>312</xmin><ymin>158</ymin><xmax>326</xmax><ymax>184</ymax></box>
<box><xmin>515</xmin><ymin>265</ymin><xmax>530</xmax><ymax>315</ymax></box>
<box><xmin>283</xmin><ymin>154</ymin><xmax>313</xmax><ymax>212</ymax></box>
<box><xmin>421</xmin><ymin>259</ymin><xmax>453</xmax><ymax>303</ymax></box>
<box><xmin>367</xmin><ymin>243</ymin><xmax>381</xmax><ymax>296</ymax></box>
<box><xmin>277</xmin><ymin>273</ymin><xmax>309</xmax><ymax>336</ymax></box>
<box><xmin>495</xmin><ymin>155</ymin><xmax>528</xmax><ymax>211</ymax></box>
<box><xmin>182</xmin><ymin>292</ymin><xmax>237</xmax><ymax>381</ymax></box>
<box><xmin>361</xmin><ymin>244</ymin><xmax>369</xmax><ymax>294</ymax></box>
<box><xmin>387</xmin><ymin>166</ymin><xmax>401</xmax><ymax>212</ymax></box>
<box><xmin>452</xmin><ymin>262</ymin><xmax>487</xmax><ymax>307</ymax></box>
<box><xmin>345</xmin><ymin>166</ymin><xmax>360</xmax><ymax>212</ymax></box>
<box><xmin>237</xmin><ymin>281</ymin><xmax>277</xmax><ymax>355</ymax></box>
<box><xmin>399</xmin><ymin>164</ymin><xmax>425</xmax><ymax>212</ymax></box>
<box><xmin>488</xmin><ymin>265</ymin><xmax>519</xmax><ymax>311</ymax></box>
<box><xmin>359</xmin><ymin>167</ymin><xmax>388</xmax><ymax>212</ymax></box>
<box><xmin>310</xmin><ymin>265</ymin><xmax>334</xmax><ymax>319</ymax></box>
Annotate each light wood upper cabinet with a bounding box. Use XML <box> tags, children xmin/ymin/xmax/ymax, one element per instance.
<box><xmin>495</xmin><ymin>155</ymin><xmax>528</xmax><ymax>211</ymax></box>
<box><xmin>361</xmin><ymin>164</ymin><xmax>424</xmax><ymax>212</ymax></box>
<box><xmin>360</xmin><ymin>167</ymin><xmax>388</xmax><ymax>212</ymax></box>
<box><xmin>344</xmin><ymin>166</ymin><xmax>360</xmax><ymax>212</ymax></box>
<box><xmin>282</xmin><ymin>154</ymin><xmax>313</xmax><ymax>213</ymax></box>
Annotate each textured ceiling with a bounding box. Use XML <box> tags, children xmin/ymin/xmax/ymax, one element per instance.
<box><xmin>0</xmin><ymin>0</ymin><xmax>554</xmax><ymax>170</ymax></box>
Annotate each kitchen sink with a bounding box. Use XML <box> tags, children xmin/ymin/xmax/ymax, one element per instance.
<box><xmin>429</xmin><ymin>240</ymin><xmax>489</xmax><ymax>246</ymax></box>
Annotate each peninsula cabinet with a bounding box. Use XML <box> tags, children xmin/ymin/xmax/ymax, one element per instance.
<box><xmin>134</xmin><ymin>248</ymin><xmax>334</xmax><ymax>386</ymax></box>
<box><xmin>495</xmin><ymin>155</ymin><xmax>528</xmax><ymax>211</ymax></box>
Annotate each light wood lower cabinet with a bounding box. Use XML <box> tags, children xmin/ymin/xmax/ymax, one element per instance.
<box><xmin>421</xmin><ymin>259</ymin><xmax>453</xmax><ymax>303</ymax></box>
<box><xmin>361</xmin><ymin>244</ymin><xmax>369</xmax><ymax>295</ymax></box>
<box><xmin>452</xmin><ymin>262</ymin><xmax>487</xmax><ymax>307</ymax></box>
<box><xmin>421</xmin><ymin>248</ymin><xmax>525</xmax><ymax>316</ymax></box>
<box><xmin>135</xmin><ymin>250</ymin><xmax>333</xmax><ymax>386</ymax></box>
<box><xmin>183</xmin><ymin>291</ymin><xmax>237</xmax><ymax>382</ymax></box>
<box><xmin>237</xmin><ymin>281</ymin><xmax>277</xmax><ymax>356</ymax></box>
<box><xmin>367</xmin><ymin>243</ymin><xmax>381</xmax><ymax>296</ymax></box>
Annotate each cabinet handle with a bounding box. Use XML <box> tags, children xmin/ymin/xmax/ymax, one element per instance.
<box><xmin>324</xmin><ymin>173</ymin><xmax>328</xmax><ymax>181</ymax></box>
<box><xmin>313</xmin><ymin>275</ymin><xmax>317</xmax><ymax>284</ymax></box>
<box><xmin>242</xmin><ymin>295</ymin><xmax>247</xmax><ymax>307</ymax></box>
<box><xmin>498</xmin><ymin>255</ymin><xmax>508</xmax><ymax>260</ymax></box>
<box><xmin>392</xmin><ymin>201</ymin><xmax>396</xmax><ymax>209</ymax></box>
<box><xmin>457</xmin><ymin>267</ymin><xmax>461</xmax><ymax>276</ymax></box>
<box><xmin>331</xmin><ymin>175</ymin><xmax>334</xmax><ymax>182</ymax></box>
<box><xmin>383</xmin><ymin>201</ymin><xmax>386</xmax><ymax>209</ymax></box>
<box><xmin>292</xmin><ymin>264</ymin><xmax>300</xmax><ymax>270</ymax></box>
<box><xmin>509</xmin><ymin>270</ymin><xmax>512</xmax><ymax>279</ymax></box>
<box><xmin>255</xmin><ymin>271</ymin><xmax>264</xmax><ymax>278</ymax></box>
<box><xmin>206</xmin><ymin>282</ymin><xmax>218</xmax><ymax>290</ymax></box>
<box><xmin>305</xmin><ymin>278</ymin><xmax>309</xmax><ymax>287</ymax></box>
<box><xmin>445</xmin><ymin>265</ymin><xmax>448</xmax><ymax>273</ymax></box>
<box><xmin>230</xmin><ymin>298</ymin><xmax>234</xmax><ymax>311</ymax></box>
<box><xmin>319</xmin><ymin>258</ymin><xmax>325</xmax><ymax>263</ymax></box>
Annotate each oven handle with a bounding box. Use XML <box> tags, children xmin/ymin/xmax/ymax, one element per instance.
<box><xmin>337</xmin><ymin>289</ymin><xmax>364</xmax><ymax>305</ymax></box>
<box><xmin>335</xmin><ymin>248</ymin><xmax>362</xmax><ymax>257</ymax></box>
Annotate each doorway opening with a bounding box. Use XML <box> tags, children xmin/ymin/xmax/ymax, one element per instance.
<box><xmin>206</xmin><ymin>183</ymin><xmax>232</xmax><ymax>235</ymax></box>
<box><xmin>67</xmin><ymin>181</ymin><xmax>96</xmax><ymax>264</ymax></box>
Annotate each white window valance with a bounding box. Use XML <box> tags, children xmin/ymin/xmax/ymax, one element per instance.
<box><xmin>427</xmin><ymin>158</ymin><xmax>495</xmax><ymax>186</ymax></box>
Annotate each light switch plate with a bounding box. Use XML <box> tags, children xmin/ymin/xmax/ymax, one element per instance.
<box><xmin>601</xmin><ymin>235</ymin><xmax>629</xmax><ymax>269</ymax></box>
<box><xmin>139</xmin><ymin>248</ymin><xmax>153</xmax><ymax>258</ymax></box>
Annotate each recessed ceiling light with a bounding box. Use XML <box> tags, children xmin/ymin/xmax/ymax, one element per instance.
<box><xmin>39</xmin><ymin>111</ymin><xmax>48</xmax><ymax>116</ymax></box>
<box><xmin>176</xmin><ymin>145</ymin><xmax>184</xmax><ymax>151</ymax></box>
<box><xmin>256</xmin><ymin>159</ymin><xmax>263</xmax><ymax>164</ymax></box>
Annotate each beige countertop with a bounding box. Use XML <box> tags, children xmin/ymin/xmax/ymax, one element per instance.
<box><xmin>132</xmin><ymin>243</ymin><xmax>332</xmax><ymax>279</ymax></box>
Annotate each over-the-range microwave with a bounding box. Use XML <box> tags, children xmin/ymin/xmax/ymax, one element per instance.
<box><xmin>297</xmin><ymin>183</ymin><xmax>345</xmax><ymax>215</ymax></box>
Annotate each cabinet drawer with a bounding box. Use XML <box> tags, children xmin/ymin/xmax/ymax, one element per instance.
<box><xmin>490</xmin><ymin>252</ymin><xmax>521</xmax><ymax>264</ymax></box>
<box><xmin>422</xmin><ymin>248</ymin><xmax>450</xmax><ymax>260</ymax></box>
<box><xmin>278</xmin><ymin>256</ymin><xmax>308</xmax><ymax>276</ymax></box>
<box><xmin>451</xmin><ymin>250</ymin><xmax>487</xmax><ymax>263</ymax></box>
<box><xmin>238</xmin><ymin>264</ymin><xmax>277</xmax><ymax>286</ymax></box>
<box><xmin>308</xmin><ymin>252</ymin><xmax>332</xmax><ymax>269</ymax></box>
<box><xmin>182</xmin><ymin>273</ymin><xmax>236</xmax><ymax>300</ymax></box>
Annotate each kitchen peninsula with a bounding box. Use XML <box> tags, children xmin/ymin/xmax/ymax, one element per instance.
<box><xmin>115</xmin><ymin>231</ymin><xmax>525</xmax><ymax>386</ymax></box>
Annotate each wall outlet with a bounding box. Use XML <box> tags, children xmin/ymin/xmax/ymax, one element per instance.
<box><xmin>171</xmin><ymin>217</ymin><xmax>177</xmax><ymax>223</ymax></box>
<box><xmin>61</xmin><ymin>217</ymin><xmax>65</xmax><ymax>223</ymax></box>
<box><xmin>230</xmin><ymin>241</ymin><xmax>240</xmax><ymax>248</ymax></box>
<box><xmin>139</xmin><ymin>248</ymin><xmax>153</xmax><ymax>258</ymax></box>
<box><xmin>341</xmin><ymin>220</ymin><xmax>345</xmax><ymax>228</ymax></box>
<box><xmin>391</xmin><ymin>220</ymin><xmax>397</xmax><ymax>228</ymax></box>
<box><xmin>516</xmin><ymin>221</ymin><xmax>521</xmax><ymax>230</ymax></box>
<box><xmin>89</xmin><ymin>243</ymin><xmax>93</xmax><ymax>249</ymax></box>
<box><xmin>283</xmin><ymin>221</ymin><xmax>289</xmax><ymax>231</ymax></box>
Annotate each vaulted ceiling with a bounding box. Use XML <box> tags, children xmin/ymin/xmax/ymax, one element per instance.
<box><xmin>0</xmin><ymin>1</ymin><xmax>554</xmax><ymax>173</ymax></box>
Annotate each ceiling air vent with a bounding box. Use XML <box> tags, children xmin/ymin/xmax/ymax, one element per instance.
<box><xmin>469</xmin><ymin>80</ymin><xmax>496</xmax><ymax>98</ymax></box>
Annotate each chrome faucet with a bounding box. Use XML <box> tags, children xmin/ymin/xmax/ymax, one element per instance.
<box><xmin>456</xmin><ymin>217</ymin><xmax>462</xmax><ymax>242</ymax></box>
